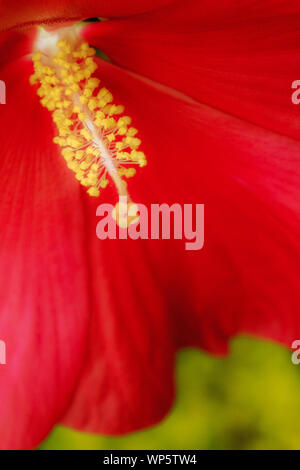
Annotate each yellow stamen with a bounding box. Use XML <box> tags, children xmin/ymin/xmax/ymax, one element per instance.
<box><xmin>30</xmin><ymin>29</ymin><xmax>147</xmax><ymax>226</ymax></box>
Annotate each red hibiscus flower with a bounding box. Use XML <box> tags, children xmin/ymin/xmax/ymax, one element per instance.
<box><xmin>0</xmin><ymin>0</ymin><xmax>299</xmax><ymax>450</ymax></box>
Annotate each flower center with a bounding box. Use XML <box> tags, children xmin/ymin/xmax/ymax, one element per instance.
<box><xmin>30</xmin><ymin>27</ymin><xmax>146</xmax><ymax>226</ymax></box>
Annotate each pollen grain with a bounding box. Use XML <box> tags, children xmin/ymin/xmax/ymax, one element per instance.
<box><xmin>30</xmin><ymin>38</ymin><xmax>147</xmax><ymax>202</ymax></box>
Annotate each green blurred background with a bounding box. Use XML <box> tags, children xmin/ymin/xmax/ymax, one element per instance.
<box><xmin>40</xmin><ymin>337</ymin><xmax>300</xmax><ymax>450</ymax></box>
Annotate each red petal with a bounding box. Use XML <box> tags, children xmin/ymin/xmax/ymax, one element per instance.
<box><xmin>61</xmin><ymin>59</ymin><xmax>300</xmax><ymax>434</ymax></box>
<box><xmin>0</xmin><ymin>30</ymin><xmax>34</xmax><ymax>67</ymax></box>
<box><xmin>0</xmin><ymin>0</ymin><xmax>175</xmax><ymax>33</ymax></box>
<box><xmin>0</xmin><ymin>58</ymin><xmax>90</xmax><ymax>449</ymax></box>
<box><xmin>84</xmin><ymin>0</ymin><xmax>300</xmax><ymax>140</ymax></box>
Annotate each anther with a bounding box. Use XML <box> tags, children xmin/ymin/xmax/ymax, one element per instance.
<box><xmin>30</xmin><ymin>28</ymin><xmax>147</xmax><ymax>226</ymax></box>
